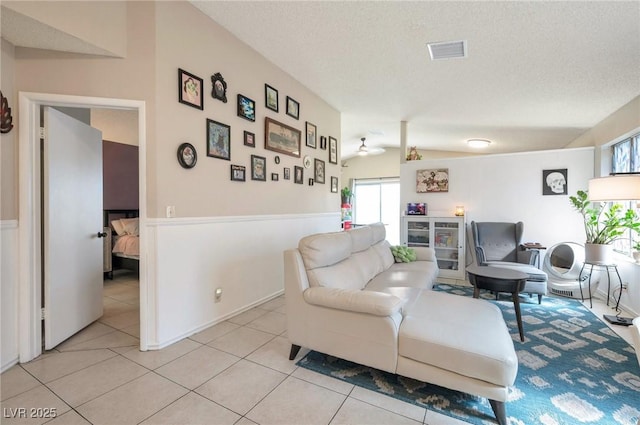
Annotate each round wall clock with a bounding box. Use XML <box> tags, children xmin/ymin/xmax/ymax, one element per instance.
<box><xmin>177</xmin><ymin>142</ymin><xmax>197</xmax><ymax>169</ymax></box>
<box><xmin>303</xmin><ymin>155</ymin><xmax>312</xmax><ymax>169</ymax></box>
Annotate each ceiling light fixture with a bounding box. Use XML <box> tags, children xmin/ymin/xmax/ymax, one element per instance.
<box><xmin>357</xmin><ymin>137</ymin><xmax>369</xmax><ymax>155</ymax></box>
<box><xmin>467</xmin><ymin>139</ymin><xmax>491</xmax><ymax>148</ymax></box>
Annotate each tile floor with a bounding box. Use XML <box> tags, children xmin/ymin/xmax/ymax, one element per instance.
<box><xmin>1</xmin><ymin>272</ymin><xmax>636</xmax><ymax>425</ymax></box>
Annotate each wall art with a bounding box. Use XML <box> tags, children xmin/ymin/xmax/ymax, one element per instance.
<box><xmin>251</xmin><ymin>155</ymin><xmax>267</xmax><ymax>181</ymax></box>
<box><xmin>264</xmin><ymin>117</ymin><xmax>301</xmax><ymax>158</ymax></box>
<box><xmin>178</xmin><ymin>68</ymin><xmax>203</xmax><ymax>110</ymax></box>
<box><xmin>206</xmin><ymin>119</ymin><xmax>231</xmax><ymax>160</ymax></box>
<box><xmin>211</xmin><ymin>72</ymin><xmax>228</xmax><ymax>103</ymax></box>
<box><xmin>305</xmin><ymin>121</ymin><xmax>317</xmax><ymax>148</ymax></box>
<box><xmin>329</xmin><ymin>136</ymin><xmax>338</xmax><ymax>164</ymax></box>
<box><xmin>231</xmin><ymin>164</ymin><xmax>246</xmax><ymax>181</ymax></box>
<box><xmin>244</xmin><ymin>130</ymin><xmax>255</xmax><ymax>147</ymax></box>
<box><xmin>237</xmin><ymin>94</ymin><xmax>256</xmax><ymax>122</ymax></box>
<box><xmin>320</xmin><ymin>136</ymin><xmax>327</xmax><ymax>150</ymax></box>
<box><xmin>331</xmin><ymin>176</ymin><xmax>338</xmax><ymax>193</ymax></box>
<box><xmin>1</xmin><ymin>90</ymin><xmax>13</xmax><ymax>134</ymax></box>
<box><xmin>417</xmin><ymin>168</ymin><xmax>449</xmax><ymax>193</ymax></box>
<box><xmin>294</xmin><ymin>165</ymin><xmax>304</xmax><ymax>184</ymax></box>
<box><xmin>286</xmin><ymin>96</ymin><xmax>299</xmax><ymax>120</ymax></box>
<box><xmin>543</xmin><ymin>169</ymin><xmax>568</xmax><ymax>195</ymax></box>
<box><xmin>314</xmin><ymin>158</ymin><xmax>325</xmax><ymax>184</ymax></box>
<box><xmin>284</xmin><ymin>167</ymin><xmax>291</xmax><ymax>180</ymax></box>
<box><xmin>265</xmin><ymin>84</ymin><xmax>278</xmax><ymax>112</ymax></box>
<box><xmin>271</xmin><ymin>173</ymin><xmax>279</xmax><ymax>181</ymax></box>
<box><xmin>177</xmin><ymin>142</ymin><xmax>197</xmax><ymax>169</ymax></box>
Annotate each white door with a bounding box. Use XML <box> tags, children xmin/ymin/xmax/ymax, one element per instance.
<box><xmin>43</xmin><ymin>107</ymin><xmax>104</xmax><ymax>349</ymax></box>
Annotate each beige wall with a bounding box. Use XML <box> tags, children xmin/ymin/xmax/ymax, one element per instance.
<box><xmin>91</xmin><ymin>109</ymin><xmax>139</xmax><ymax>146</ymax></box>
<box><xmin>1</xmin><ymin>39</ymin><xmax>17</xmax><ymax>220</ymax></box>
<box><xmin>567</xmin><ymin>95</ymin><xmax>640</xmax><ymax>149</ymax></box>
<box><xmin>3</xmin><ymin>1</ymin><xmax>127</xmax><ymax>57</ymax></box>
<box><xmin>153</xmin><ymin>2</ymin><xmax>341</xmax><ymax>217</ymax></box>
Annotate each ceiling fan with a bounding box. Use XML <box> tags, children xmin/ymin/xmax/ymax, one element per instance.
<box><xmin>357</xmin><ymin>137</ymin><xmax>385</xmax><ymax>156</ymax></box>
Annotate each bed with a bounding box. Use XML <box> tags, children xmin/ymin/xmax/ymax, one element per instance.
<box><xmin>104</xmin><ymin>209</ymin><xmax>139</xmax><ymax>278</ymax></box>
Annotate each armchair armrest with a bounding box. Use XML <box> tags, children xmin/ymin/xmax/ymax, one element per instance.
<box><xmin>517</xmin><ymin>246</ymin><xmax>537</xmax><ymax>265</ymax></box>
<box><xmin>413</xmin><ymin>247</ymin><xmax>437</xmax><ymax>262</ymax></box>
<box><xmin>475</xmin><ymin>246</ymin><xmax>487</xmax><ymax>265</ymax></box>
<box><xmin>303</xmin><ymin>287</ymin><xmax>403</xmax><ymax>316</ymax></box>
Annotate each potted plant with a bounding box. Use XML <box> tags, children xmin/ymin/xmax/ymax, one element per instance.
<box><xmin>569</xmin><ymin>190</ymin><xmax>640</xmax><ymax>264</ymax></box>
<box><xmin>341</xmin><ymin>187</ymin><xmax>353</xmax><ymax>205</ymax></box>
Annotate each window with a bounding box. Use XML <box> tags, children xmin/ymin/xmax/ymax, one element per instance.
<box><xmin>352</xmin><ymin>178</ymin><xmax>400</xmax><ymax>244</ymax></box>
<box><xmin>610</xmin><ymin>133</ymin><xmax>640</xmax><ymax>255</ymax></box>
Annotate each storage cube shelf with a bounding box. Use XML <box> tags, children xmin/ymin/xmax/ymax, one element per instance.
<box><xmin>402</xmin><ymin>216</ymin><xmax>465</xmax><ymax>279</ymax></box>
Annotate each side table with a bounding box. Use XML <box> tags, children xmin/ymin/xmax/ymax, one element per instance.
<box><xmin>578</xmin><ymin>262</ymin><xmax>621</xmax><ymax>309</ymax></box>
<box><xmin>466</xmin><ymin>265</ymin><xmax>529</xmax><ymax>342</ymax></box>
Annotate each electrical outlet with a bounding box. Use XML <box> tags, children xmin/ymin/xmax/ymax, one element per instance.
<box><xmin>166</xmin><ymin>206</ymin><xmax>175</xmax><ymax>218</ymax></box>
<box><xmin>214</xmin><ymin>288</ymin><xmax>223</xmax><ymax>302</ymax></box>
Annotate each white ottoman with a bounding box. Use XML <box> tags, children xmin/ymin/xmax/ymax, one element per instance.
<box><xmin>397</xmin><ymin>290</ymin><xmax>518</xmax><ymax>425</ymax></box>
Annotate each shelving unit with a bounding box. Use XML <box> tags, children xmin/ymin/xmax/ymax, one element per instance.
<box><xmin>402</xmin><ymin>216</ymin><xmax>465</xmax><ymax>279</ymax></box>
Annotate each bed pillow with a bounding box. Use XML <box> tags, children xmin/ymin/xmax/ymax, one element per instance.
<box><xmin>120</xmin><ymin>218</ymin><xmax>139</xmax><ymax>236</ymax></box>
<box><xmin>111</xmin><ymin>219</ymin><xmax>126</xmax><ymax>236</ymax></box>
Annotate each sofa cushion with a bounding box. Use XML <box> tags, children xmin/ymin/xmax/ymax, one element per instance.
<box><xmin>303</xmin><ymin>287</ymin><xmax>403</xmax><ymax>316</ymax></box>
<box><xmin>349</xmin><ymin>226</ymin><xmax>374</xmax><ymax>253</ymax></box>
<box><xmin>299</xmin><ymin>231</ymin><xmax>352</xmax><ymax>269</ymax></box>
<box><xmin>352</xmin><ymin>247</ymin><xmax>385</xmax><ymax>283</ymax></box>
<box><xmin>372</xmin><ymin>240</ymin><xmax>395</xmax><ymax>270</ymax></box>
<box><xmin>399</xmin><ymin>291</ymin><xmax>518</xmax><ymax>387</ymax></box>
<box><xmin>365</xmin><ymin>267</ymin><xmax>437</xmax><ymax>292</ymax></box>
<box><xmin>308</xmin><ymin>257</ymin><xmax>368</xmax><ymax>290</ymax></box>
<box><xmin>370</xmin><ymin>222</ymin><xmax>386</xmax><ymax>244</ymax></box>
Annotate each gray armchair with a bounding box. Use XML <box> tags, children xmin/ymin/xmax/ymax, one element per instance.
<box><xmin>471</xmin><ymin>221</ymin><xmax>548</xmax><ymax>303</ymax></box>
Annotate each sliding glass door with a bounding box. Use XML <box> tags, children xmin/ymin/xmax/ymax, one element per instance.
<box><xmin>352</xmin><ymin>178</ymin><xmax>400</xmax><ymax>244</ymax></box>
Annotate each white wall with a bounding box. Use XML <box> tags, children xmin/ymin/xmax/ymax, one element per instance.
<box><xmin>1</xmin><ymin>221</ymin><xmax>18</xmax><ymax>371</ymax></box>
<box><xmin>401</xmin><ymin>147</ymin><xmax>594</xmax><ymax>247</ymax></box>
<box><xmin>146</xmin><ymin>213</ymin><xmax>339</xmax><ymax>348</ymax></box>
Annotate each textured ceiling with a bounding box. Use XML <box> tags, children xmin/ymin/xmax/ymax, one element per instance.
<box><xmin>192</xmin><ymin>1</ymin><xmax>640</xmax><ymax>158</ymax></box>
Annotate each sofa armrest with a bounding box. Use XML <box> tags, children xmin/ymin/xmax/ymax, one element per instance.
<box><xmin>303</xmin><ymin>287</ymin><xmax>404</xmax><ymax>316</ymax></box>
<box><xmin>413</xmin><ymin>247</ymin><xmax>437</xmax><ymax>262</ymax></box>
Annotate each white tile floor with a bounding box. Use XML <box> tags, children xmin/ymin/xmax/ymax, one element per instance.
<box><xmin>1</xmin><ymin>272</ymin><xmax>636</xmax><ymax>425</ymax></box>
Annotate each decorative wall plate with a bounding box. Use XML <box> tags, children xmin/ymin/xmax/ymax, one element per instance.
<box><xmin>177</xmin><ymin>142</ymin><xmax>197</xmax><ymax>169</ymax></box>
<box><xmin>303</xmin><ymin>155</ymin><xmax>312</xmax><ymax>169</ymax></box>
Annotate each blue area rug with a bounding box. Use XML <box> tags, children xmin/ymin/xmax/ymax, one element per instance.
<box><xmin>297</xmin><ymin>284</ymin><xmax>640</xmax><ymax>425</ymax></box>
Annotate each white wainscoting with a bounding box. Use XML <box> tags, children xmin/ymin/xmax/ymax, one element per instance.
<box><xmin>145</xmin><ymin>212</ymin><xmax>340</xmax><ymax>349</ymax></box>
<box><xmin>1</xmin><ymin>220</ymin><xmax>19</xmax><ymax>372</ymax></box>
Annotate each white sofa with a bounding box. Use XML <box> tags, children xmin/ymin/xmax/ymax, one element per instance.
<box><xmin>284</xmin><ymin>223</ymin><xmax>518</xmax><ymax>425</ymax></box>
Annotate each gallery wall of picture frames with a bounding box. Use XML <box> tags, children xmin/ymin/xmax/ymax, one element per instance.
<box><xmin>175</xmin><ymin>67</ymin><xmax>339</xmax><ymax>191</ymax></box>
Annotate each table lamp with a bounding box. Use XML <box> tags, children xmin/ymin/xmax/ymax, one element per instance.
<box><xmin>587</xmin><ymin>172</ymin><xmax>640</xmax><ymax>326</ymax></box>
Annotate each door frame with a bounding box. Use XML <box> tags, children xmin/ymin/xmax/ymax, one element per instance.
<box><xmin>18</xmin><ymin>92</ymin><xmax>148</xmax><ymax>362</ymax></box>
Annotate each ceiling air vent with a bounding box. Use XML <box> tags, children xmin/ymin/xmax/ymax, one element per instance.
<box><xmin>427</xmin><ymin>40</ymin><xmax>467</xmax><ymax>60</ymax></box>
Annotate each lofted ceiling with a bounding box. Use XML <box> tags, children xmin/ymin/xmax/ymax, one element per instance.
<box><xmin>191</xmin><ymin>1</ymin><xmax>640</xmax><ymax>158</ymax></box>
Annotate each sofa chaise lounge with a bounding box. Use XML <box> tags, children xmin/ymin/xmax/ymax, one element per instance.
<box><xmin>284</xmin><ymin>223</ymin><xmax>518</xmax><ymax>424</ymax></box>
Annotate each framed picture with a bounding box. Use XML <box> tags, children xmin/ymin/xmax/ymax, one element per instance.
<box><xmin>237</xmin><ymin>94</ymin><xmax>256</xmax><ymax>122</ymax></box>
<box><xmin>284</xmin><ymin>167</ymin><xmax>291</xmax><ymax>180</ymax></box>
<box><xmin>178</xmin><ymin>68</ymin><xmax>203</xmax><ymax>110</ymax></box>
<box><xmin>264</xmin><ymin>117</ymin><xmax>301</xmax><ymax>157</ymax></box>
<box><xmin>177</xmin><ymin>142</ymin><xmax>197</xmax><ymax>169</ymax></box>
<box><xmin>308</xmin><ymin>178</ymin><xmax>314</xmax><ymax>186</ymax></box>
<box><xmin>331</xmin><ymin>176</ymin><xmax>338</xmax><ymax>193</ymax></box>
<box><xmin>305</xmin><ymin>122</ymin><xmax>317</xmax><ymax>148</ymax></box>
<box><xmin>244</xmin><ymin>131</ymin><xmax>255</xmax><ymax>147</ymax></box>
<box><xmin>230</xmin><ymin>164</ymin><xmax>245</xmax><ymax>181</ymax></box>
<box><xmin>294</xmin><ymin>165</ymin><xmax>303</xmax><ymax>184</ymax></box>
<box><xmin>206</xmin><ymin>119</ymin><xmax>231</xmax><ymax>161</ymax></box>
<box><xmin>286</xmin><ymin>96</ymin><xmax>299</xmax><ymax>119</ymax></box>
<box><xmin>543</xmin><ymin>169</ymin><xmax>568</xmax><ymax>195</ymax></box>
<box><xmin>329</xmin><ymin>136</ymin><xmax>338</xmax><ymax>164</ymax></box>
<box><xmin>251</xmin><ymin>155</ymin><xmax>267</xmax><ymax>181</ymax></box>
<box><xmin>265</xmin><ymin>84</ymin><xmax>278</xmax><ymax>112</ymax></box>
<box><xmin>271</xmin><ymin>173</ymin><xmax>279</xmax><ymax>181</ymax></box>
<box><xmin>416</xmin><ymin>168</ymin><xmax>449</xmax><ymax>193</ymax></box>
<box><xmin>314</xmin><ymin>158</ymin><xmax>325</xmax><ymax>184</ymax></box>
<box><xmin>211</xmin><ymin>72</ymin><xmax>227</xmax><ymax>103</ymax></box>
<box><xmin>320</xmin><ymin>136</ymin><xmax>327</xmax><ymax>150</ymax></box>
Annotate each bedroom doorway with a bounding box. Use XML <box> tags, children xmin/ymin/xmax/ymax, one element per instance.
<box><xmin>18</xmin><ymin>92</ymin><xmax>148</xmax><ymax>363</ymax></box>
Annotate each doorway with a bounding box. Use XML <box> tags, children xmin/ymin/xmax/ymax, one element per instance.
<box><xmin>18</xmin><ymin>92</ymin><xmax>148</xmax><ymax>363</ymax></box>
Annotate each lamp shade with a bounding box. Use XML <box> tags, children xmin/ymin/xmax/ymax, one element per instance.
<box><xmin>587</xmin><ymin>174</ymin><xmax>640</xmax><ymax>201</ymax></box>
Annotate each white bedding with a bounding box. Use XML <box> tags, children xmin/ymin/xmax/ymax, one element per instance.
<box><xmin>112</xmin><ymin>234</ymin><xmax>139</xmax><ymax>257</ymax></box>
